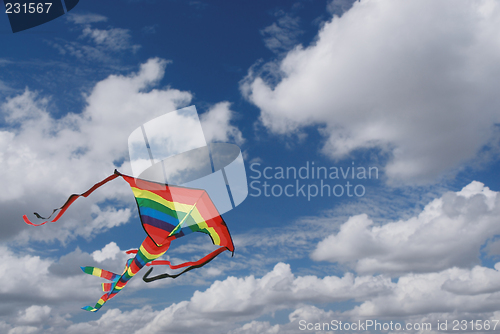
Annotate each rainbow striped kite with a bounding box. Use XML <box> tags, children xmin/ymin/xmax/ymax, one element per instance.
<box><xmin>23</xmin><ymin>170</ymin><xmax>234</xmax><ymax>312</ymax></box>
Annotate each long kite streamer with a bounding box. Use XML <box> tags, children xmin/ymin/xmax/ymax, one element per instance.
<box><xmin>23</xmin><ymin>170</ymin><xmax>234</xmax><ymax>312</ymax></box>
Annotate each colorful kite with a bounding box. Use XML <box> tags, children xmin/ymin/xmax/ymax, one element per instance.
<box><xmin>23</xmin><ymin>170</ymin><xmax>234</xmax><ymax>312</ymax></box>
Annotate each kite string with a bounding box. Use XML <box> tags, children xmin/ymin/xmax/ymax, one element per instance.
<box><xmin>143</xmin><ymin>246</ymin><xmax>228</xmax><ymax>282</ymax></box>
<box><xmin>146</xmin><ymin>246</ymin><xmax>226</xmax><ymax>269</ymax></box>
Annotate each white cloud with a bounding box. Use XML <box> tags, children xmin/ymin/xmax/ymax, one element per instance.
<box><xmin>200</xmin><ymin>102</ymin><xmax>244</xmax><ymax>144</ymax></box>
<box><xmin>142</xmin><ymin>25</ymin><xmax>158</xmax><ymax>34</ymax></box>
<box><xmin>178</xmin><ymin>263</ymin><xmax>500</xmax><ymax>332</ymax></box>
<box><xmin>64</xmin><ymin>307</ymin><xmax>158</xmax><ymax>334</ymax></box>
<box><xmin>67</xmin><ymin>13</ymin><xmax>108</xmax><ymax>25</ymax></box>
<box><xmin>0</xmin><ymin>56</ymin><xmax>245</xmax><ymax>282</ymax></box>
<box><xmin>260</xmin><ymin>12</ymin><xmax>303</xmax><ymax>54</ymax></box>
<box><xmin>0</xmin><ymin>239</ymin><xmax>176</xmax><ymax>328</ymax></box>
<box><xmin>442</xmin><ymin>263</ymin><xmax>500</xmax><ymax>295</ymax></box>
<box><xmin>81</xmin><ymin>26</ymin><xmax>140</xmax><ymax>53</ymax></box>
<box><xmin>92</xmin><ymin>241</ymin><xmax>121</xmax><ymax>262</ymax></box>
<box><xmin>1</xmin><ymin>254</ymin><xmax>499</xmax><ymax>333</ymax></box>
<box><xmin>228</xmin><ymin>321</ymin><xmax>280</xmax><ymax>334</ymax></box>
<box><xmin>6</xmin><ymin>260</ymin><xmax>499</xmax><ymax>333</ymax></box>
<box><xmin>51</xmin><ymin>15</ymin><xmax>139</xmax><ymax>62</ymax></box>
<box><xmin>13</xmin><ymin>262</ymin><xmax>383</xmax><ymax>333</ymax></box>
<box><xmin>0</xmin><ymin>246</ymin><xmax>100</xmax><ymax>310</ymax></box>
<box><xmin>348</xmin><ymin>265</ymin><xmax>500</xmax><ymax>318</ymax></box>
<box><xmin>242</xmin><ymin>0</ymin><xmax>500</xmax><ymax>184</ymax></box>
<box><xmin>8</xmin><ymin>326</ymin><xmax>40</xmax><ymax>334</ymax></box>
<box><xmin>0</xmin><ymin>58</ymin><xmax>193</xmax><ymax>243</ymax></box>
<box><xmin>327</xmin><ymin>0</ymin><xmax>356</xmax><ymax>16</ymax></box>
<box><xmin>311</xmin><ymin>181</ymin><xmax>500</xmax><ymax>275</ymax></box>
<box><xmin>237</xmin><ymin>302</ymin><xmax>500</xmax><ymax>334</ymax></box>
<box><xmin>16</xmin><ymin>306</ymin><xmax>51</xmax><ymax>325</ymax></box>
<box><xmin>0</xmin><ymin>80</ymin><xmax>13</xmax><ymax>93</ymax></box>
<box><xmin>137</xmin><ymin>262</ymin><xmax>392</xmax><ymax>333</ymax></box>
<box><xmin>2</xmin><ymin>89</ymin><xmax>50</xmax><ymax>126</ymax></box>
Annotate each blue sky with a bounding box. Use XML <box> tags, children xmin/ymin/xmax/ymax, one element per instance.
<box><xmin>2</xmin><ymin>0</ymin><xmax>500</xmax><ymax>333</ymax></box>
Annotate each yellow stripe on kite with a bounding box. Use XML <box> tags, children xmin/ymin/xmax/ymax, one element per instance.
<box><xmin>196</xmin><ymin>221</ymin><xmax>220</xmax><ymax>245</ymax></box>
<box><xmin>131</xmin><ymin>187</ymin><xmax>196</xmax><ymax>214</ymax></box>
<box><xmin>132</xmin><ymin>187</ymin><xmax>221</xmax><ymax>244</ymax></box>
<box><xmin>93</xmin><ymin>268</ymin><xmax>102</xmax><ymax>277</ymax></box>
<box><xmin>139</xmin><ymin>244</ymin><xmax>168</xmax><ymax>261</ymax></box>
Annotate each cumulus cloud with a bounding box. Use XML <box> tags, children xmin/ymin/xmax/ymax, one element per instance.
<box><xmin>242</xmin><ymin>0</ymin><xmax>500</xmax><ymax>184</ymax></box>
<box><xmin>5</xmin><ymin>261</ymin><xmax>499</xmax><ymax>333</ymax></box>
<box><xmin>348</xmin><ymin>265</ymin><xmax>500</xmax><ymax>318</ymax></box>
<box><xmin>311</xmin><ymin>181</ymin><xmax>500</xmax><ymax>275</ymax></box>
<box><xmin>173</xmin><ymin>263</ymin><xmax>500</xmax><ymax>332</ymax></box>
<box><xmin>0</xmin><ymin>246</ymin><xmax>164</xmax><ymax>334</ymax></box>
<box><xmin>228</xmin><ymin>321</ymin><xmax>280</xmax><ymax>334</ymax></box>
<box><xmin>137</xmin><ymin>262</ymin><xmax>391</xmax><ymax>333</ymax></box>
<box><xmin>200</xmin><ymin>102</ymin><xmax>244</xmax><ymax>144</ymax></box>
<box><xmin>239</xmin><ymin>299</ymin><xmax>500</xmax><ymax>334</ymax></box>
<box><xmin>0</xmin><ymin>57</ymin><xmax>245</xmax><ymax>331</ymax></box>
<box><xmin>0</xmin><ymin>246</ymin><xmax>101</xmax><ymax>314</ymax></box>
<box><xmin>0</xmin><ymin>62</ymin><xmax>246</xmax><ymax>334</ymax></box>
<box><xmin>16</xmin><ymin>305</ymin><xmax>51</xmax><ymax>325</ymax></box>
<box><xmin>64</xmin><ymin>307</ymin><xmax>158</xmax><ymax>334</ymax></box>
<box><xmin>25</xmin><ymin>262</ymin><xmax>387</xmax><ymax>334</ymax></box>
<box><xmin>0</xmin><ymin>58</ymin><xmax>192</xmax><ymax>243</ymax></box>
<box><xmin>441</xmin><ymin>263</ymin><xmax>500</xmax><ymax>295</ymax></box>
<box><xmin>92</xmin><ymin>242</ymin><xmax>121</xmax><ymax>262</ymax></box>
<box><xmin>0</xmin><ymin>239</ymin><xmax>180</xmax><ymax>328</ymax></box>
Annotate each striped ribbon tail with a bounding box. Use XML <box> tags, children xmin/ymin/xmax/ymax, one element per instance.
<box><xmin>143</xmin><ymin>246</ymin><xmax>228</xmax><ymax>282</ymax></box>
<box><xmin>22</xmin><ymin>171</ymin><xmax>120</xmax><ymax>226</ymax></box>
<box><xmin>81</xmin><ymin>266</ymin><xmax>120</xmax><ymax>282</ymax></box>
<box><xmin>82</xmin><ymin>293</ymin><xmax>110</xmax><ymax>312</ymax></box>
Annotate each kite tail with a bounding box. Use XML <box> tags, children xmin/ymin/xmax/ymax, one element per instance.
<box><xmin>102</xmin><ymin>283</ymin><xmax>113</xmax><ymax>292</ymax></box>
<box><xmin>22</xmin><ymin>171</ymin><xmax>120</xmax><ymax>226</ymax></box>
<box><xmin>82</xmin><ymin>237</ymin><xmax>171</xmax><ymax>312</ymax></box>
<box><xmin>81</xmin><ymin>266</ymin><xmax>120</xmax><ymax>282</ymax></box>
<box><xmin>143</xmin><ymin>246</ymin><xmax>228</xmax><ymax>281</ymax></box>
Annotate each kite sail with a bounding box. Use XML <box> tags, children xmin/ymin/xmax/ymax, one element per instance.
<box><xmin>23</xmin><ymin>170</ymin><xmax>234</xmax><ymax>312</ymax></box>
